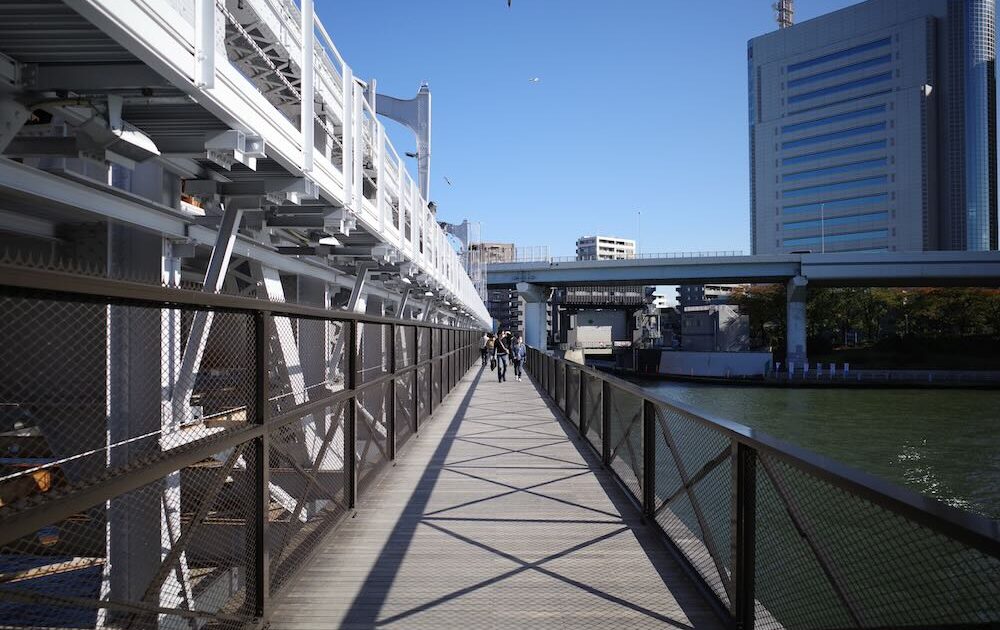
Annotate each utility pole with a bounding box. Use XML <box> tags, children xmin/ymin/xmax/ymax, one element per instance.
<box><xmin>636</xmin><ymin>210</ymin><xmax>641</xmax><ymax>257</ymax></box>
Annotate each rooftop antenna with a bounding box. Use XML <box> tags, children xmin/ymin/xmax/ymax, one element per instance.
<box><xmin>774</xmin><ymin>0</ymin><xmax>794</xmax><ymax>29</ymax></box>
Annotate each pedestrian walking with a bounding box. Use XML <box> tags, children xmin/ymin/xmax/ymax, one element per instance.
<box><xmin>511</xmin><ymin>335</ymin><xmax>526</xmax><ymax>381</ymax></box>
<box><xmin>486</xmin><ymin>334</ymin><xmax>496</xmax><ymax>371</ymax></box>
<box><xmin>479</xmin><ymin>332</ymin><xmax>489</xmax><ymax>367</ymax></box>
<box><xmin>494</xmin><ymin>331</ymin><xmax>510</xmax><ymax>383</ymax></box>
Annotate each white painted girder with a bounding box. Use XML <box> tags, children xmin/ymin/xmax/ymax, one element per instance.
<box><xmin>63</xmin><ymin>0</ymin><xmax>489</xmax><ymax>325</ymax></box>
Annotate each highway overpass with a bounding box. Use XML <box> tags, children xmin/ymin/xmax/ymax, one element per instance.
<box><xmin>486</xmin><ymin>251</ymin><xmax>1000</xmax><ymax>288</ymax></box>
<box><xmin>487</xmin><ymin>251</ymin><xmax>1000</xmax><ymax>364</ymax></box>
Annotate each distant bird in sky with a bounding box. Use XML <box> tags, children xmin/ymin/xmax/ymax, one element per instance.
<box><xmin>528</xmin><ymin>77</ymin><xmax>541</xmax><ymax>84</ymax></box>
<box><xmin>443</xmin><ymin>176</ymin><xmax>453</xmax><ymax>186</ymax></box>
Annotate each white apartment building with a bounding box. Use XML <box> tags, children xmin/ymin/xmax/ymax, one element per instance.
<box><xmin>576</xmin><ymin>235</ymin><xmax>637</xmax><ymax>260</ymax></box>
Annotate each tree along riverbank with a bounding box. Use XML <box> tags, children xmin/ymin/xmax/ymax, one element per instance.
<box><xmin>730</xmin><ymin>286</ymin><xmax>1000</xmax><ymax>369</ymax></box>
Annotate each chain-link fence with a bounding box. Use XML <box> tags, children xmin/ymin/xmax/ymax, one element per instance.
<box><xmin>0</xmin><ymin>267</ymin><xmax>480</xmax><ymax>629</ymax></box>
<box><xmin>527</xmin><ymin>348</ymin><xmax>1000</xmax><ymax>629</ymax></box>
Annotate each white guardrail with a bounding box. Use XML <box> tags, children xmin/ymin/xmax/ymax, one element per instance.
<box><xmin>73</xmin><ymin>0</ymin><xmax>490</xmax><ymax>325</ymax></box>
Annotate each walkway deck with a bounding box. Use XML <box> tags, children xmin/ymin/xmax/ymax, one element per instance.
<box><xmin>270</xmin><ymin>366</ymin><xmax>724</xmax><ymax>629</ymax></box>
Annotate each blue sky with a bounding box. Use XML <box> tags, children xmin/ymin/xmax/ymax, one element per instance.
<box><xmin>319</xmin><ymin>0</ymin><xmax>862</xmax><ymax>258</ymax></box>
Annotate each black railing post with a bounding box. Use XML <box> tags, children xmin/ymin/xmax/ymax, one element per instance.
<box><xmin>549</xmin><ymin>357</ymin><xmax>555</xmax><ymax>396</ymax></box>
<box><xmin>428</xmin><ymin>329</ymin><xmax>435</xmax><ymax>415</ymax></box>
<box><xmin>642</xmin><ymin>399</ymin><xmax>656</xmax><ymax>517</ymax></box>
<box><xmin>562</xmin><ymin>363</ymin><xmax>569</xmax><ymax>414</ymax></box>
<box><xmin>413</xmin><ymin>327</ymin><xmax>420</xmax><ymax>434</ymax></box>
<box><xmin>346</xmin><ymin>321</ymin><xmax>358</xmax><ymax>510</ymax></box>
<box><xmin>388</xmin><ymin>323</ymin><xmax>396</xmax><ymax>462</ymax></box>
<box><xmin>252</xmin><ymin>310</ymin><xmax>271</xmax><ymax>620</ymax></box>
<box><xmin>549</xmin><ymin>355</ymin><xmax>554</xmax><ymax>394</ymax></box>
<box><xmin>601</xmin><ymin>380</ymin><xmax>611</xmax><ymax>465</ymax></box>
<box><xmin>578</xmin><ymin>371</ymin><xmax>587</xmax><ymax>435</ymax></box>
<box><xmin>734</xmin><ymin>442</ymin><xmax>757</xmax><ymax>629</ymax></box>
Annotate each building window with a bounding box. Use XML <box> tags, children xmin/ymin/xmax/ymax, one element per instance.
<box><xmin>783</xmin><ymin>193</ymin><xmax>890</xmax><ymax>214</ymax></box>
<box><xmin>783</xmin><ymin>211</ymin><xmax>889</xmax><ymax>230</ymax></box>
<box><xmin>782</xmin><ymin>229</ymin><xmax>889</xmax><ymax>247</ymax></box>
<box><xmin>788</xmin><ymin>72</ymin><xmax>893</xmax><ymax>104</ymax></box>
<box><xmin>782</xmin><ymin>158</ymin><xmax>888</xmax><ymax>182</ymax></box>
<box><xmin>788</xmin><ymin>89</ymin><xmax>893</xmax><ymax>116</ymax></box>
<box><xmin>787</xmin><ymin>37</ymin><xmax>892</xmax><ymax>73</ymax></box>
<box><xmin>781</xmin><ymin>123</ymin><xmax>886</xmax><ymax>150</ymax></box>
<box><xmin>782</xmin><ymin>140</ymin><xmax>888</xmax><ymax>166</ymax></box>
<box><xmin>788</xmin><ymin>55</ymin><xmax>893</xmax><ymax>89</ymax></box>
<box><xmin>781</xmin><ymin>105</ymin><xmax>887</xmax><ymax>134</ymax></box>
<box><xmin>782</xmin><ymin>175</ymin><xmax>888</xmax><ymax>198</ymax></box>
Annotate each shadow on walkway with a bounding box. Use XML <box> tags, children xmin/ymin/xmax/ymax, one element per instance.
<box><xmin>273</xmin><ymin>366</ymin><xmax>723</xmax><ymax>629</ymax></box>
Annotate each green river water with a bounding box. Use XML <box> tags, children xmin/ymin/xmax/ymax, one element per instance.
<box><xmin>636</xmin><ymin>380</ymin><xmax>1000</xmax><ymax>519</ymax></box>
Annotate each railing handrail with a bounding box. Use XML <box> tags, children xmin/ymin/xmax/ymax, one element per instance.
<box><xmin>0</xmin><ymin>264</ymin><xmax>486</xmax><ymax>333</ymax></box>
<box><xmin>529</xmin><ymin>347</ymin><xmax>1000</xmax><ymax>558</ymax></box>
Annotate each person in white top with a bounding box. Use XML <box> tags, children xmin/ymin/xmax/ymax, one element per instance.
<box><xmin>479</xmin><ymin>333</ymin><xmax>490</xmax><ymax>367</ymax></box>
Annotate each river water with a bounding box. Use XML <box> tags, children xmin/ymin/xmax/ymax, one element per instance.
<box><xmin>636</xmin><ymin>380</ymin><xmax>1000</xmax><ymax>519</ymax></box>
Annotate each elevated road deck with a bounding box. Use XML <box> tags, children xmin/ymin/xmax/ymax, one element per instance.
<box><xmin>270</xmin><ymin>367</ymin><xmax>723</xmax><ymax>629</ymax></box>
<box><xmin>486</xmin><ymin>251</ymin><xmax>1000</xmax><ymax>288</ymax></box>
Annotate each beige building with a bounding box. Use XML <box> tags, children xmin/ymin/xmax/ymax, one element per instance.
<box><xmin>475</xmin><ymin>241</ymin><xmax>516</xmax><ymax>264</ymax></box>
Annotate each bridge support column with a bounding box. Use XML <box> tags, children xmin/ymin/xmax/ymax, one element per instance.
<box><xmin>786</xmin><ymin>275</ymin><xmax>808</xmax><ymax>367</ymax></box>
<box><xmin>517</xmin><ymin>282</ymin><xmax>550</xmax><ymax>351</ymax></box>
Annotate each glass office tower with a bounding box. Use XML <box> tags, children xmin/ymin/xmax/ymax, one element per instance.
<box><xmin>959</xmin><ymin>0</ymin><xmax>997</xmax><ymax>250</ymax></box>
<box><xmin>748</xmin><ymin>0</ymin><xmax>997</xmax><ymax>254</ymax></box>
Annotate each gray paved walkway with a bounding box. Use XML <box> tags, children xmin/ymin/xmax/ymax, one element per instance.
<box><xmin>270</xmin><ymin>366</ymin><xmax>724</xmax><ymax>629</ymax></box>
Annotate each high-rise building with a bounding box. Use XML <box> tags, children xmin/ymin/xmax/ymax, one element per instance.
<box><xmin>749</xmin><ymin>0</ymin><xmax>997</xmax><ymax>254</ymax></box>
<box><xmin>576</xmin><ymin>235</ymin><xmax>637</xmax><ymax>260</ymax></box>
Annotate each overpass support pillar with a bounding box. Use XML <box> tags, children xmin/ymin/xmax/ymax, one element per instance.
<box><xmin>517</xmin><ymin>282</ymin><xmax>550</xmax><ymax>351</ymax></box>
<box><xmin>786</xmin><ymin>275</ymin><xmax>808</xmax><ymax>367</ymax></box>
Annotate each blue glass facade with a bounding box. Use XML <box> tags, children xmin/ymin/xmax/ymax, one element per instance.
<box><xmin>787</xmin><ymin>37</ymin><xmax>893</xmax><ymax>72</ymax></box>
<box><xmin>782</xmin><ymin>141</ymin><xmax>888</xmax><ymax>166</ymax></box>
<box><xmin>784</xmin><ymin>211</ymin><xmax>890</xmax><ymax>231</ymax></box>
<box><xmin>750</xmin><ymin>0</ymin><xmax>998</xmax><ymax>254</ymax></box>
<box><xmin>788</xmin><ymin>55</ymin><xmax>893</xmax><ymax>88</ymax></box>
<box><xmin>787</xmin><ymin>72</ymin><xmax>894</xmax><ymax>104</ymax></box>
<box><xmin>962</xmin><ymin>0</ymin><xmax>997</xmax><ymax>250</ymax></box>
<box><xmin>783</xmin><ymin>193</ymin><xmax>890</xmax><ymax>214</ymax></box>
<box><xmin>782</xmin><ymin>158</ymin><xmax>888</xmax><ymax>182</ymax></box>
<box><xmin>781</xmin><ymin>105</ymin><xmax>887</xmax><ymax>134</ymax></box>
<box><xmin>782</xmin><ymin>176</ymin><xmax>888</xmax><ymax>199</ymax></box>
<box><xmin>783</xmin><ymin>229</ymin><xmax>890</xmax><ymax>247</ymax></box>
<box><xmin>781</xmin><ymin>123</ymin><xmax>887</xmax><ymax>149</ymax></box>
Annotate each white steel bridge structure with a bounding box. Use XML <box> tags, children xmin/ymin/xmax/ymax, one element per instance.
<box><xmin>0</xmin><ymin>2</ymin><xmax>489</xmax><ymax>627</ymax></box>
<box><xmin>0</xmin><ymin>0</ymin><xmax>490</xmax><ymax>327</ymax></box>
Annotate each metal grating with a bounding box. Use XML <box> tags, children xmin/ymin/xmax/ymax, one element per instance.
<box><xmin>606</xmin><ymin>385</ymin><xmax>643</xmax><ymax>501</ymax></box>
<box><xmin>0</xmin><ymin>269</ymin><xmax>481</xmax><ymax>628</ymax></box>
<box><xmin>526</xmin><ymin>347</ymin><xmax>1000</xmax><ymax>629</ymax></box>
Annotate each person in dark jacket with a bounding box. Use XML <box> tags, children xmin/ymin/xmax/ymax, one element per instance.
<box><xmin>494</xmin><ymin>331</ymin><xmax>510</xmax><ymax>382</ymax></box>
<box><xmin>510</xmin><ymin>335</ymin><xmax>526</xmax><ymax>381</ymax></box>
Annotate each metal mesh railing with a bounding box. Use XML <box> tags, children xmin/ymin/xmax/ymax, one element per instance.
<box><xmin>0</xmin><ymin>267</ymin><xmax>481</xmax><ymax>628</ymax></box>
<box><xmin>526</xmin><ymin>348</ymin><xmax>1000</xmax><ymax>629</ymax></box>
